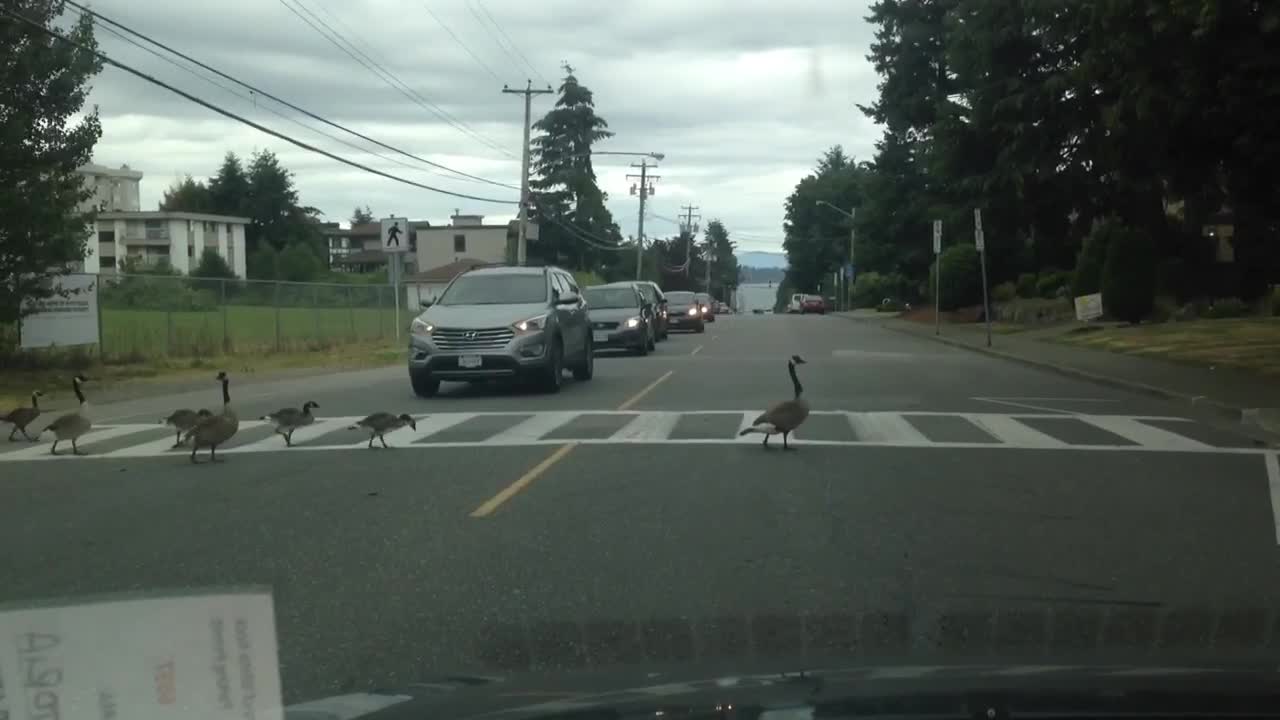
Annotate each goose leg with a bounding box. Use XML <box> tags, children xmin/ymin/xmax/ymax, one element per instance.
<box><xmin>761</xmin><ymin>434</ymin><xmax>770</xmax><ymax>448</ymax></box>
<box><xmin>172</xmin><ymin>430</ymin><xmax>183</xmax><ymax>448</ymax></box>
<box><xmin>367</xmin><ymin>434</ymin><xmax>375</xmax><ymax>449</ymax></box>
<box><xmin>284</xmin><ymin>430</ymin><xmax>294</xmax><ymax>447</ymax></box>
<box><xmin>50</xmin><ymin>439</ymin><xmax>59</xmax><ymax>455</ymax></box>
<box><xmin>190</xmin><ymin>444</ymin><xmax>200</xmax><ymax>463</ymax></box>
<box><xmin>210</xmin><ymin>445</ymin><xmax>223</xmax><ymax>463</ymax></box>
<box><xmin>7</xmin><ymin>427</ymin><xmax>16</xmax><ymax>441</ymax></box>
<box><xmin>380</xmin><ymin>435</ymin><xmax>390</xmax><ymax>449</ymax></box>
<box><xmin>782</xmin><ymin>432</ymin><xmax>797</xmax><ymax>451</ymax></box>
<box><xmin>72</xmin><ymin>438</ymin><xmax>84</xmax><ymax>455</ymax></box>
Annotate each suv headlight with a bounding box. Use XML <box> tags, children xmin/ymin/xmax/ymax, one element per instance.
<box><xmin>687</xmin><ymin>307</ymin><xmax>699</xmax><ymax>316</ymax></box>
<box><xmin>514</xmin><ymin>314</ymin><xmax>548</xmax><ymax>333</ymax></box>
<box><xmin>624</xmin><ymin>316</ymin><xmax>642</xmax><ymax>328</ymax></box>
<box><xmin>410</xmin><ymin>317</ymin><xmax>435</xmax><ymax>336</ymax></box>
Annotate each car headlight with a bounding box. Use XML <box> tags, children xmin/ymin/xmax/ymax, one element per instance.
<box><xmin>660</xmin><ymin>309</ymin><xmax>667</xmax><ymax>317</ymax></box>
<box><xmin>514</xmin><ymin>314</ymin><xmax>547</xmax><ymax>333</ymax></box>
<box><xmin>700</xmin><ymin>305</ymin><xmax>709</xmax><ymax>314</ymax></box>
<box><xmin>624</xmin><ymin>316</ymin><xmax>641</xmax><ymax>328</ymax></box>
<box><xmin>687</xmin><ymin>307</ymin><xmax>699</xmax><ymax>316</ymax></box>
<box><xmin>410</xmin><ymin>317</ymin><xmax>435</xmax><ymax>336</ymax></box>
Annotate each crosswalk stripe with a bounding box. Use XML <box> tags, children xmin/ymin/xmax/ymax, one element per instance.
<box><xmin>612</xmin><ymin>412</ymin><xmax>679</xmax><ymax>442</ymax></box>
<box><xmin>7</xmin><ymin>425</ymin><xmax>156</xmax><ymax>461</ymax></box>
<box><xmin>734</xmin><ymin>411</ymin><xmax>765</xmax><ymax>442</ymax></box>
<box><xmin>962</xmin><ymin>414</ymin><xmax>1067</xmax><ymax>448</ymax></box>
<box><xmin>486</xmin><ymin>412</ymin><xmax>577</xmax><ymax>444</ymax></box>
<box><xmin>848</xmin><ymin>412</ymin><xmax>928</xmax><ymax>444</ymax></box>
<box><xmin>224</xmin><ymin>418</ymin><xmax>354</xmax><ymax>453</ymax></box>
<box><xmin>1077</xmin><ymin>415</ymin><xmax>1210</xmax><ymax>450</ymax></box>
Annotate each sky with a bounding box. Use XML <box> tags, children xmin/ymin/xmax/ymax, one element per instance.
<box><xmin>79</xmin><ymin>0</ymin><xmax>881</xmax><ymax>254</ymax></box>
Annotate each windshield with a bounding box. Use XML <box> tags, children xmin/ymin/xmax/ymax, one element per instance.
<box><xmin>666</xmin><ymin>291</ymin><xmax>695</xmax><ymax>304</ymax></box>
<box><xmin>437</xmin><ymin>274</ymin><xmax>546</xmax><ymax>305</ymax></box>
<box><xmin>583</xmin><ymin>287</ymin><xmax>638</xmax><ymax>308</ymax></box>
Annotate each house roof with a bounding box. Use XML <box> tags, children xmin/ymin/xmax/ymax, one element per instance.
<box><xmin>405</xmin><ymin>257</ymin><xmax>498</xmax><ymax>282</ymax></box>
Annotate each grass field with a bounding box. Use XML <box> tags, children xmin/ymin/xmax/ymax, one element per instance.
<box><xmin>1055</xmin><ymin>317</ymin><xmax>1280</xmax><ymax>377</ymax></box>
<box><xmin>101</xmin><ymin>304</ymin><xmax>403</xmax><ymax>359</ymax></box>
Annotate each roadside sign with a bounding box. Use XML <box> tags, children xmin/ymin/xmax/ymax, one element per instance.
<box><xmin>844</xmin><ymin>263</ymin><xmax>855</xmax><ymax>280</ymax></box>
<box><xmin>932</xmin><ymin>220</ymin><xmax>942</xmax><ymax>254</ymax></box>
<box><xmin>1074</xmin><ymin>292</ymin><xmax>1104</xmax><ymax>321</ymax></box>
<box><xmin>20</xmin><ymin>273</ymin><xmax>100</xmax><ymax>349</ymax></box>
<box><xmin>975</xmin><ymin>229</ymin><xmax>985</xmax><ymax>251</ymax></box>
<box><xmin>973</xmin><ymin>208</ymin><xmax>983</xmax><ymax>233</ymax></box>
<box><xmin>380</xmin><ymin>217</ymin><xmax>409</xmax><ymax>254</ymax></box>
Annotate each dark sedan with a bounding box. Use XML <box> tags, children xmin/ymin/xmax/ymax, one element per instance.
<box><xmin>583</xmin><ymin>284</ymin><xmax>654</xmax><ymax>355</ymax></box>
<box><xmin>663</xmin><ymin>291</ymin><xmax>705</xmax><ymax>333</ymax></box>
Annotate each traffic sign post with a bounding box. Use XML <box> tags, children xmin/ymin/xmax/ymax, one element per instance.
<box><xmin>932</xmin><ymin>220</ymin><xmax>942</xmax><ymax>336</ymax></box>
<box><xmin>381</xmin><ymin>217</ymin><xmax>409</xmax><ymax>341</ymax></box>
<box><xmin>975</xmin><ymin>208</ymin><xmax>991</xmax><ymax>347</ymax></box>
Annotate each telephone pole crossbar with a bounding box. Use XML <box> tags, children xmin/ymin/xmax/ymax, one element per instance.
<box><xmin>680</xmin><ymin>204</ymin><xmax>700</xmax><ymax>278</ymax></box>
<box><xmin>626</xmin><ymin>160</ymin><xmax>660</xmax><ymax>279</ymax></box>
<box><xmin>502</xmin><ymin>80</ymin><xmax>553</xmax><ymax>265</ymax></box>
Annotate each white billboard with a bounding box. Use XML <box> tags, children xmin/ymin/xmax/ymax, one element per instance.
<box><xmin>20</xmin><ymin>273</ymin><xmax>100</xmax><ymax>349</ymax></box>
<box><xmin>1074</xmin><ymin>292</ymin><xmax>1104</xmax><ymax>321</ymax></box>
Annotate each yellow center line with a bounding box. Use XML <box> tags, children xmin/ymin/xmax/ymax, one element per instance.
<box><xmin>691</xmin><ymin>345</ymin><xmax>703</xmax><ymax>356</ymax></box>
<box><xmin>469</xmin><ymin>369</ymin><xmax>675</xmax><ymax>518</ymax></box>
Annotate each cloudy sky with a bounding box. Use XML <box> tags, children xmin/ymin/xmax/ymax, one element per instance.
<box><xmin>80</xmin><ymin>0</ymin><xmax>880</xmax><ymax>253</ymax></box>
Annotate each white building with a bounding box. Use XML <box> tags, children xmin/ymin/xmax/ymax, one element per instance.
<box><xmin>413</xmin><ymin>213</ymin><xmax>532</xmax><ymax>271</ymax></box>
<box><xmin>74</xmin><ymin>162</ymin><xmax>248</xmax><ymax>277</ymax></box>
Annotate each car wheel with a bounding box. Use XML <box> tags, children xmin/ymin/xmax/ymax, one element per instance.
<box><xmin>540</xmin><ymin>337</ymin><xmax>563</xmax><ymax>393</ymax></box>
<box><xmin>647</xmin><ymin>325</ymin><xmax>656</xmax><ymax>351</ymax></box>
<box><xmin>572</xmin><ymin>335</ymin><xmax>594</xmax><ymax>381</ymax></box>
<box><xmin>634</xmin><ymin>334</ymin><xmax>649</xmax><ymax>356</ymax></box>
<box><xmin>410</xmin><ymin>368</ymin><xmax>439</xmax><ymax>397</ymax></box>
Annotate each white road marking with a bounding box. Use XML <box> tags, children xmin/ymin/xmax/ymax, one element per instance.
<box><xmin>6</xmin><ymin>425</ymin><xmax>158</xmax><ymax>461</ymax></box>
<box><xmin>0</xmin><ymin>411</ymin><xmax>1248</xmax><ymax>462</ymax></box>
<box><xmin>847</xmin><ymin>412</ymin><xmax>929</xmax><ymax>444</ymax></box>
<box><xmin>1078</xmin><ymin>415</ymin><xmax>1210</xmax><ymax>450</ymax></box>
<box><xmin>484</xmin><ymin>412</ymin><xmax>577</xmax><ymax>444</ymax></box>
<box><xmin>613</xmin><ymin>412</ymin><xmax>680</xmax><ymax>441</ymax></box>
<box><xmin>963</xmin><ymin>414</ymin><xmax>1067</xmax><ymax>448</ymax></box>
<box><xmin>1265</xmin><ymin>453</ymin><xmax>1280</xmax><ymax>544</ymax></box>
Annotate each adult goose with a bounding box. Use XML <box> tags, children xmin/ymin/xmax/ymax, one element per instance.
<box><xmin>738</xmin><ymin>355</ymin><xmax>810</xmax><ymax>450</ymax></box>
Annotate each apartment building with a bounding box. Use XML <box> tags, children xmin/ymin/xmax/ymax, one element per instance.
<box><xmin>413</xmin><ymin>213</ymin><xmax>533</xmax><ymax>271</ymax></box>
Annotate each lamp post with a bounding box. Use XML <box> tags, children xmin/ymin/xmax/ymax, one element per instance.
<box><xmin>817</xmin><ymin>200</ymin><xmax>856</xmax><ymax>310</ymax></box>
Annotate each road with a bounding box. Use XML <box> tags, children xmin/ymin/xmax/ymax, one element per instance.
<box><xmin>3</xmin><ymin>313</ymin><xmax>1279</xmax><ymax>703</ymax></box>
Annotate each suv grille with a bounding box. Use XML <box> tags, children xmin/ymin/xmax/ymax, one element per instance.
<box><xmin>433</xmin><ymin>327</ymin><xmax>514</xmax><ymax>351</ymax></box>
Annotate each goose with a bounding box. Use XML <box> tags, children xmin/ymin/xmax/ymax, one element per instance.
<box><xmin>2</xmin><ymin>390</ymin><xmax>44</xmax><ymax>442</ymax></box>
<box><xmin>160</xmin><ymin>408</ymin><xmax>213</xmax><ymax>448</ymax></box>
<box><xmin>349</xmin><ymin>412</ymin><xmax>417</xmax><ymax>449</ymax></box>
<box><xmin>260</xmin><ymin>401</ymin><xmax>319</xmax><ymax>447</ymax></box>
<box><xmin>185</xmin><ymin>371</ymin><xmax>240</xmax><ymax>463</ymax></box>
<box><xmin>738</xmin><ymin>355</ymin><xmax>810</xmax><ymax>450</ymax></box>
<box><xmin>45</xmin><ymin>375</ymin><xmax>92</xmax><ymax>455</ymax></box>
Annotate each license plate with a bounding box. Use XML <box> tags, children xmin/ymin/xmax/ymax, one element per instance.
<box><xmin>458</xmin><ymin>354</ymin><xmax>482</xmax><ymax>368</ymax></box>
<box><xmin>593</xmin><ymin>330</ymin><xmax>609</xmax><ymax>343</ymax></box>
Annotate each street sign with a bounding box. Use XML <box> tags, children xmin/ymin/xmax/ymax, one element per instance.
<box><xmin>20</xmin><ymin>273</ymin><xmax>99</xmax><ymax>349</ymax></box>
<box><xmin>932</xmin><ymin>220</ymin><xmax>942</xmax><ymax>254</ymax></box>
<box><xmin>975</xmin><ymin>229</ymin><xmax>985</xmax><ymax>251</ymax></box>
<box><xmin>845</xmin><ymin>263</ymin><xmax>855</xmax><ymax>280</ymax></box>
<box><xmin>380</xmin><ymin>217</ymin><xmax>409</xmax><ymax>254</ymax></box>
<box><xmin>973</xmin><ymin>208</ymin><xmax>983</xmax><ymax>233</ymax></box>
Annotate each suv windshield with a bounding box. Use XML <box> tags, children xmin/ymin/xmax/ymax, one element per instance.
<box><xmin>438</xmin><ymin>274</ymin><xmax>547</xmax><ymax>306</ymax></box>
<box><xmin>583</xmin><ymin>287</ymin><xmax>638</xmax><ymax>308</ymax></box>
<box><xmin>666</xmin><ymin>291</ymin><xmax>695</xmax><ymax>304</ymax></box>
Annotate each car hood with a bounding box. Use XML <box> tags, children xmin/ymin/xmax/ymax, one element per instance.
<box><xmin>420</xmin><ymin>303</ymin><xmax>548</xmax><ymax>329</ymax></box>
<box><xmin>667</xmin><ymin>302</ymin><xmax>697</xmax><ymax>312</ymax></box>
<box><xmin>588</xmin><ymin>307</ymin><xmax>642</xmax><ymax>323</ymax></box>
<box><xmin>284</xmin><ymin>661</ymin><xmax>1280</xmax><ymax>720</ymax></box>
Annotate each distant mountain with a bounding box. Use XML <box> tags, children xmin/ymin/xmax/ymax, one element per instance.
<box><xmin>739</xmin><ymin>266</ymin><xmax>785</xmax><ymax>284</ymax></box>
<box><xmin>738</xmin><ymin>251</ymin><xmax>786</xmax><ymax>269</ymax></box>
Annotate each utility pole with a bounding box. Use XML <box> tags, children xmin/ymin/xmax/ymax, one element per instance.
<box><xmin>626</xmin><ymin>160</ymin><xmax>660</xmax><ymax>279</ymax></box>
<box><xmin>680</xmin><ymin>204</ymin><xmax>700</xmax><ymax>278</ymax></box>
<box><xmin>704</xmin><ymin>236</ymin><xmax>713</xmax><ymax>294</ymax></box>
<box><xmin>503</xmin><ymin>79</ymin><xmax>553</xmax><ymax>265</ymax></box>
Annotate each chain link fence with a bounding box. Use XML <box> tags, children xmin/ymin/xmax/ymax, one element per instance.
<box><xmin>98</xmin><ymin>274</ymin><xmax>401</xmax><ymax>360</ymax></box>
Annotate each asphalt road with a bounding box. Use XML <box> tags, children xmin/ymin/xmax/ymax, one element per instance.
<box><xmin>3</xmin><ymin>313</ymin><xmax>1279</xmax><ymax>704</ymax></box>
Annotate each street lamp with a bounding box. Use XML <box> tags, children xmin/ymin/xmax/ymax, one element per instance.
<box><xmin>816</xmin><ymin>201</ymin><xmax>856</xmax><ymax>310</ymax></box>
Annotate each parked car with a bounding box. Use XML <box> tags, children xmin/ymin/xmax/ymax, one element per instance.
<box><xmin>694</xmin><ymin>292</ymin><xmax>716</xmax><ymax>322</ymax></box>
<box><xmin>787</xmin><ymin>293</ymin><xmax>805</xmax><ymax>313</ymax></box>
<box><xmin>633</xmin><ymin>280</ymin><xmax>669</xmax><ymax>340</ymax></box>
<box><xmin>801</xmin><ymin>294</ymin><xmax>826</xmax><ymax>314</ymax></box>
<box><xmin>583</xmin><ymin>284</ymin><xmax>654</xmax><ymax>355</ymax></box>
<box><xmin>663</xmin><ymin>291</ymin><xmax>705</xmax><ymax>333</ymax></box>
<box><xmin>408</xmin><ymin>265</ymin><xmax>593</xmax><ymax>396</ymax></box>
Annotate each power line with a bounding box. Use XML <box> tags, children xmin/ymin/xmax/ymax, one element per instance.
<box><xmin>2</xmin><ymin>7</ymin><xmax>514</xmax><ymax>205</ymax></box>
<box><xmin>473</xmin><ymin>0</ymin><xmax>550</xmax><ymax>86</ymax></box>
<box><xmin>65</xmin><ymin>0</ymin><xmax>518</xmax><ymax>190</ymax></box>
<box><xmin>420</xmin><ymin>1</ymin><xmax>503</xmax><ymax>84</ymax></box>
<box><xmin>465</xmin><ymin>0</ymin><xmax>524</xmax><ymax>77</ymax></box>
<box><xmin>278</xmin><ymin>0</ymin><xmax>515</xmax><ymax>159</ymax></box>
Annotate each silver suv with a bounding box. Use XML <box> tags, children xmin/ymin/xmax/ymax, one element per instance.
<box><xmin>408</xmin><ymin>265</ymin><xmax>593</xmax><ymax>396</ymax></box>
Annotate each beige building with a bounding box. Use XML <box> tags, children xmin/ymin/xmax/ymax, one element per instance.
<box><xmin>413</xmin><ymin>213</ymin><xmax>532</xmax><ymax>271</ymax></box>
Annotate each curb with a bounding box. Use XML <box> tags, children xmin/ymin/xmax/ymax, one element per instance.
<box><xmin>838</xmin><ymin>314</ymin><xmax>1278</xmax><ymax>442</ymax></box>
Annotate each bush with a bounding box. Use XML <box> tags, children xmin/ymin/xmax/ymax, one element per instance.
<box><xmin>1155</xmin><ymin>256</ymin><xmax>1191</xmax><ymax>302</ymax></box>
<box><xmin>1272</xmin><ymin>286</ymin><xmax>1280</xmax><ymax>317</ymax></box>
<box><xmin>851</xmin><ymin>271</ymin><xmax>910</xmax><ymax>308</ymax></box>
<box><xmin>929</xmin><ymin>244</ymin><xmax>982</xmax><ymax>311</ymax></box>
<box><xmin>1101</xmin><ymin>224</ymin><xmax>1157</xmax><ymax>323</ymax></box>
<box><xmin>1015</xmin><ymin>272</ymin><xmax>1038</xmax><ymax>298</ymax></box>
<box><xmin>1074</xmin><ymin>218</ymin><xmax>1118</xmax><ymax>296</ymax></box>
<box><xmin>1205</xmin><ymin>297</ymin><xmax>1248</xmax><ymax>319</ymax></box>
<box><xmin>192</xmin><ymin>248</ymin><xmax>236</xmax><ymax>279</ymax></box>
<box><xmin>1036</xmin><ymin>270</ymin><xmax>1069</xmax><ymax>299</ymax></box>
<box><xmin>991</xmin><ymin>281</ymin><xmax>1018</xmax><ymax>303</ymax></box>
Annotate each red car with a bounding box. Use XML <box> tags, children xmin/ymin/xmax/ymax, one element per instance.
<box><xmin>801</xmin><ymin>295</ymin><xmax>826</xmax><ymax>314</ymax></box>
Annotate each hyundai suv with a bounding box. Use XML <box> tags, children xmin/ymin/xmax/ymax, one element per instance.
<box><xmin>408</xmin><ymin>265</ymin><xmax>593</xmax><ymax>396</ymax></box>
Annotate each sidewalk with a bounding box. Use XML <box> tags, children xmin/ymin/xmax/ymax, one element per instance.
<box><xmin>839</xmin><ymin>311</ymin><xmax>1280</xmax><ymax>432</ymax></box>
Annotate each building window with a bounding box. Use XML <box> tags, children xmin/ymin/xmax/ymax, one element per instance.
<box><xmin>188</xmin><ymin>246</ymin><xmax>194</xmax><ymax>257</ymax></box>
<box><xmin>98</xmin><ymin>230</ymin><xmax>114</xmax><ymax>243</ymax></box>
<box><xmin>453</xmin><ymin>234</ymin><xmax>466</xmax><ymax>252</ymax></box>
<box><xmin>101</xmin><ymin>256</ymin><xmax>116</xmax><ymax>269</ymax></box>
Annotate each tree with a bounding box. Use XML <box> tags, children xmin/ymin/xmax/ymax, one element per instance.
<box><xmin>703</xmin><ymin>220</ymin><xmax>739</xmax><ymax>299</ymax></box>
<box><xmin>191</xmin><ymin>247</ymin><xmax>235</xmax><ymax>280</ymax></box>
<box><xmin>528</xmin><ymin>67</ymin><xmax>624</xmax><ymax>271</ymax></box>
<box><xmin>0</xmin><ymin>1</ymin><xmax>103</xmax><ymax>324</ymax></box>
<box><xmin>159</xmin><ymin>175</ymin><xmax>213</xmax><ymax>212</ymax></box>
<box><xmin>782</xmin><ymin>146</ymin><xmax>869</xmax><ymax>292</ymax></box>
<box><xmin>1101</xmin><ymin>225</ymin><xmax>1157</xmax><ymax>324</ymax></box>
<box><xmin>275</xmin><ymin>242</ymin><xmax>321</xmax><ymax>283</ymax></box>
<box><xmin>350</xmin><ymin>205</ymin><xmax>374</xmax><ymax>225</ymax></box>
<box><xmin>207</xmin><ymin>152</ymin><xmax>250</xmax><ymax>217</ymax></box>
